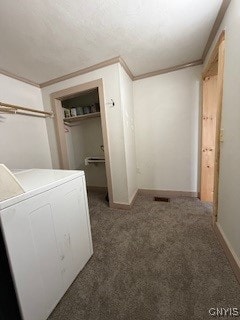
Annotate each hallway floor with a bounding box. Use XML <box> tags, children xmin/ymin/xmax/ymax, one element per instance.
<box><xmin>48</xmin><ymin>192</ymin><xmax>240</xmax><ymax>320</ymax></box>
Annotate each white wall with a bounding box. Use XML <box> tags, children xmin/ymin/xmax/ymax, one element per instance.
<box><xmin>205</xmin><ymin>0</ymin><xmax>240</xmax><ymax>261</ymax></box>
<box><xmin>66</xmin><ymin>117</ymin><xmax>107</xmax><ymax>187</ymax></box>
<box><xmin>65</xmin><ymin>126</ymin><xmax>76</xmax><ymax>169</ymax></box>
<box><xmin>133</xmin><ymin>65</ymin><xmax>202</xmax><ymax>192</ymax></box>
<box><xmin>119</xmin><ymin>65</ymin><xmax>138</xmax><ymax>201</ymax></box>
<box><xmin>41</xmin><ymin>64</ymin><xmax>131</xmax><ymax>204</ymax></box>
<box><xmin>0</xmin><ymin>74</ymin><xmax>52</xmax><ymax>169</ymax></box>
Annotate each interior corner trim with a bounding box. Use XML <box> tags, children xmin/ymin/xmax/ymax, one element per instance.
<box><xmin>118</xmin><ymin>57</ymin><xmax>134</xmax><ymax>80</ymax></box>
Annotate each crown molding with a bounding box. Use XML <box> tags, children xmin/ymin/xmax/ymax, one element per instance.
<box><xmin>39</xmin><ymin>57</ymin><xmax>122</xmax><ymax>88</ymax></box>
<box><xmin>0</xmin><ymin>68</ymin><xmax>40</xmax><ymax>88</ymax></box>
<box><xmin>1</xmin><ymin>56</ymin><xmax>203</xmax><ymax>88</ymax></box>
<box><xmin>202</xmin><ymin>0</ymin><xmax>231</xmax><ymax>62</ymax></box>
<box><xmin>39</xmin><ymin>56</ymin><xmax>134</xmax><ymax>88</ymax></box>
<box><xmin>133</xmin><ymin>59</ymin><xmax>203</xmax><ymax>81</ymax></box>
<box><xmin>40</xmin><ymin>57</ymin><xmax>202</xmax><ymax>86</ymax></box>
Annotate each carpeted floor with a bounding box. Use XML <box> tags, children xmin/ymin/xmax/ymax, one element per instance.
<box><xmin>48</xmin><ymin>192</ymin><xmax>240</xmax><ymax>320</ymax></box>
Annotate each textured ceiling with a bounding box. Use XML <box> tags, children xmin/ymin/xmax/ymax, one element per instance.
<box><xmin>0</xmin><ymin>0</ymin><xmax>222</xmax><ymax>83</ymax></box>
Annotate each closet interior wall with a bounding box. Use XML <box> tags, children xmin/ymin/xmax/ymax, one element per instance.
<box><xmin>62</xmin><ymin>89</ymin><xmax>107</xmax><ymax>188</ymax></box>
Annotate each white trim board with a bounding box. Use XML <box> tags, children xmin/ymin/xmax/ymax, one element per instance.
<box><xmin>213</xmin><ymin>222</ymin><xmax>240</xmax><ymax>284</ymax></box>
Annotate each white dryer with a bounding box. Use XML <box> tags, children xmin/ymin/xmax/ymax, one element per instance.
<box><xmin>0</xmin><ymin>168</ymin><xmax>93</xmax><ymax>320</ymax></box>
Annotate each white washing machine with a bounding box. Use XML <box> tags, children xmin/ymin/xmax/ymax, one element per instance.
<box><xmin>0</xmin><ymin>168</ymin><xmax>93</xmax><ymax>320</ymax></box>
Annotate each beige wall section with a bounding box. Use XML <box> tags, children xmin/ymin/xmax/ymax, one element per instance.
<box><xmin>0</xmin><ymin>74</ymin><xmax>52</xmax><ymax>169</ymax></box>
<box><xmin>133</xmin><ymin>65</ymin><xmax>202</xmax><ymax>192</ymax></box>
<box><xmin>119</xmin><ymin>65</ymin><xmax>138</xmax><ymax>202</ymax></box>
<box><xmin>41</xmin><ymin>64</ymin><xmax>131</xmax><ymax>204</ymax></box>
<box><xmin>204</xmin><ymin>0</ymin><xmax>240</xmax><ymax>261</ymax></box>
<box><xmin>66</xmin><ymin>118</ymin><xmax>107</xmax><ymax>187</ymax></box>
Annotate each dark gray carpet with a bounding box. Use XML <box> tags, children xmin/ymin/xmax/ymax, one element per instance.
<box><xmin>48</xmin><ymin>193</ymin><xmax>240</xmax><ymax>320</ymax></box>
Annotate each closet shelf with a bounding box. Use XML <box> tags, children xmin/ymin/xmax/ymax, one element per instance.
<box><xmin>64</xmin><ymin>112</ymin><xmax>100</xmax><ymax>126</ymax></box>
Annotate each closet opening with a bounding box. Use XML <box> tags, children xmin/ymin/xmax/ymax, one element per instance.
<box><xmin>200</xmin><ymin>31</ymin><xmax>225</xmax><ymax>222</ymax></box>
<box><xmin>51</xmin><ymin>79</ymin><xmax>113</xmax><ymax>207</ymax></box>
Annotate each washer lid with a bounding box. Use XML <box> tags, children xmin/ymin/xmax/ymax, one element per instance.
<box><xmin>0</xmin><ymin>169</ymin><xmax>85</xmax><ymax>210</ymax></box>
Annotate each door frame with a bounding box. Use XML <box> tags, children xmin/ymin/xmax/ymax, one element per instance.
<box><xmin>200</xmin><ymin>31</ymin><xmax>225</xmax><ymax>221</ymax></box>
<box><xmin>50</xmin><ymin>79</ymin><xmax>114</xmax><ymax>207</ymax></box>
<box><xmin>200</xmin><ymin>75</ymin><xmax>218</xmax><ymax>203</ymax></box>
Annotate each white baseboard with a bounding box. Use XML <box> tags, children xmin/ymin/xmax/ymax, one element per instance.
<box><xmin>138</xmin><ymin>189</ymin><xmax>198</xmax><ymax>198</ymax></box>
<box><xmin>110</xmin><ymin>188</ymin><xmax>198</xmax><ymax>209</ymax></box>
<box><xmin>213</xmin><ymin>222</ymin><xmax>240</xmax><ymax>284</ymax></box>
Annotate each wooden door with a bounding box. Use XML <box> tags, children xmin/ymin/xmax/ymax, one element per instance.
<box><xmin>201</xmin><ymin>31</ymin><xmax>225</xmax><ymax>219</ymax></box>
<box><xmin>201</xmin><ymin>75</ymin><xmax>218</xmax><ymax>202</ymax></box>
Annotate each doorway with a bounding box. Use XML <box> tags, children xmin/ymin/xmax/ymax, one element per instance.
<box><xmin>200</xmin><ymin>31</ymin><xmax>225</xmax><ymax>221</ymax></box>
<box><xmin>50</xmin><ymin>79</ymin><xmax>113</xmax><ymax>207</ymax></box>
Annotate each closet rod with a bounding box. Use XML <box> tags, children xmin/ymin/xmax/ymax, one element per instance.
<box><xmin>0</xmin><ymin>102</ymin><xmax>53</xmax><ymax>117</ymax></box>
<box><xmin>0</xmin><ymin>107</ymin><xmax>50</xmax><ymax>119</ymax></box>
